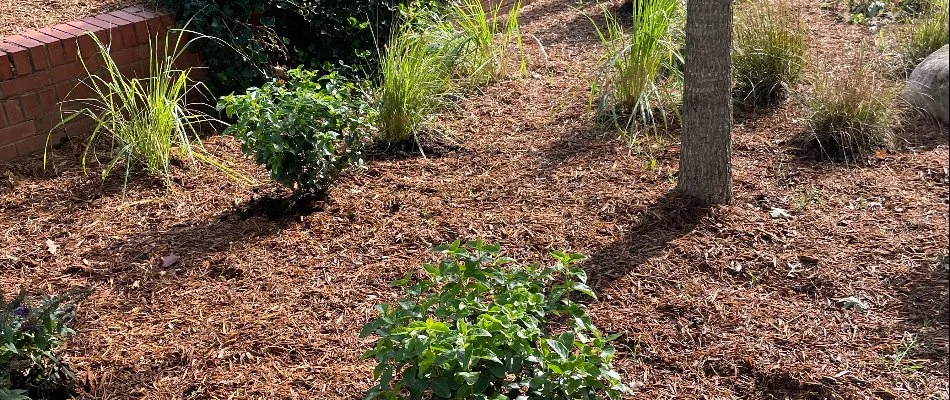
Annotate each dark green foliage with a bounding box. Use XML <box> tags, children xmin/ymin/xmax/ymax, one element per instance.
<box><xmin>158</xmin><ymin>0</ymin><xmax>405</xmax><ymax>94</ymax></box>
<box><xmin>1</xmin><ymin>289</ymin><xmax>89</xmax><ymax>400</ymax></box>
<box><xmin>218</xmin><ymin>68</ymin><xmax>374</xmax><ymax>195</ymax></box>
<box><xmin>360</xmin><ymin>240</ymin><xmax>631</xmax><ymax>400</ymax></box>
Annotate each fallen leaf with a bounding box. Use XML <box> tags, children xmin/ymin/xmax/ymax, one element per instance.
<box><xmin>834</xmin><ymin>296</ymin><xmax>869</xmax><ymax>312</ymax></box>
<box><xmin>45</xmin><ymin>239</ymin><xmax>58</xmax><ymax>255</ymax></box>
<box><xmin>769</xmin><ymin>208</ymin><xmax>791</xmax><ymax>220</ymax></box>
<box><xmin>161</xmin><ymin>255</ymin><xmax>180</xmax><ymax>268</ymax></box>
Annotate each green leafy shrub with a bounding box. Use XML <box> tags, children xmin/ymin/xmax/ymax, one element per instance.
<box><xmin>158</xmin><ymin>0</ymin><xmax>407</xmax><ymax>94</ymax></box>
<box><xmin>48</xmin><ymin>30</ymin><xmax>237</xmax><ymax>187</ymax></box>
<box><xmin>360</xmin><ymin>240</ymin><xmax>631</xmax><ymax>400</ymax></box>
<box><xmin>803</xmin><ymin>54</ymin><xmax>898</xmax><ymax>161</ymax></box>
<box><xmin>376</xmin><ymin>21</ymin><xmax>454</xmax><ymax>144</ymax></box>
<box><xmin>898</xmin><ymin>0</ymin><xmax>949</xmax><ymax>70</ymax></box>
<box><xmin>591</xmin><ymin>0</ymin><xmax>683</xmax><ymax>133</ymax></box>
<box><xmin>218</xmin><ymin>68</ymin><xmax>373</xmax><ymax>195</ymax></box>
<box><xmin>733</xmin><ymin>0</ymin><xmax>807</xmax><ymax>106</ymax></box>
<box><xmin>846</xmin><ymin>0</ymin><xmax>933</xmax><ymax>22</ymax></box>
<box><xmin>1</xmin><ymin>289</ymin><xmax>88</xmax><ymax>399</ymax></box>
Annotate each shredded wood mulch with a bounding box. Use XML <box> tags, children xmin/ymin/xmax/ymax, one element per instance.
<box><xmin>0</xmin><ymin>0</ymin><xmax>137</xmax><ymax>37</ymax></box>
<box><xmin>1</xmin><ymin>0</ymin><xmax>948</xmax><ymax>398</ymax></box>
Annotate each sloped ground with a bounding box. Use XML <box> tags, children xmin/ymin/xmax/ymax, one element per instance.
<box><xmin>1</xmin><ymin>0</ymin><xmax>948</xmax><ymax>398</ymax></box>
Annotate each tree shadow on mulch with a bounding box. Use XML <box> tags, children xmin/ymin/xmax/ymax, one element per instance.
<box><xmin>580</xmin><ymin>191</ymin><xmax>711</xmax><ymax>290</ymax></box>
<box><xmin>889</xmin><ymin>252</ymin><xmax>950</xmax><ymax>370</ymax></box>
<box><xmin>72</xmin><ymin>196</ymin><xmax>300</xmax><ymax>291</ymax></box>
<box><xmin>363</xmin><ymin>133</ymin><xmax>464</xmax><ymax>162</ymax></box>
<box><xmin>898</xmin><ymin>109</ymin><xmax>949</xmax><ymax>152</ymax></box>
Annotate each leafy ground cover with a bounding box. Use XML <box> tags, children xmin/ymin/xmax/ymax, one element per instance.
<box><xmin>0</xmin><ymin>0</ymin><xmax>947</xmax><ymax>398</ymax></box>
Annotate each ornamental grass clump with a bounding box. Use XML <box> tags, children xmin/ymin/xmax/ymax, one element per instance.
<box><xmin>449</xmin><ymin>0</ymin><xmax>525</xmax><ymax>86</ymax></box>
<box><xmin>48</xmin><ymin>30</ymin><xmax>233</xmax><ymax>187</ymax></box>
<box><xmin>591</xmin><ymin>0</ymin><xmax>683</xmax><ymax>134</ymax></box>
<box><xmin>361</xmin><ymin>240</ymin><xmax>631</xmax><ymax>400</ymax></box>
<box><xmin>375</xmin><ymin>23</ymin><xmax>454</xmax><ymax>144</ymax></box>
<box><xmin>732</xmin><ymin>0</ymin><xmax>807</xmax><ymax>106</ymax></box>
<box><xmin>803</xmin><ymin>54</ymin><xmax>898</xmax><ymax>161</ymax></box>
<box><xmin>898</xmin><ymin>0</ymin><xmax>949</xmax><ymax>71</ymax></box>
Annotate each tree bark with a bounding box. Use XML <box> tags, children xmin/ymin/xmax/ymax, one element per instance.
<box><xmin>676</xmin><ymin>0</ymin><xmax>734</xmax><ymax>205</ymax></box>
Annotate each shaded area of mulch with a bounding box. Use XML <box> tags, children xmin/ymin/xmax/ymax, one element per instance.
<box><xmin>1</xmin><ymin>0</ymin><xmax>948</xmax><ymax>398</ymax></box>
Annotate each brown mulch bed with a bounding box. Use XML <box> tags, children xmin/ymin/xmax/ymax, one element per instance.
<box><xmin>0</xmin><ymin>0</ymin><xmax>138</xmax><ymax>37</ymax></box>
<box><xmin>1</xmin><ymin>0</ymin><xmax>948</xmax><ymax>398</ymax></box>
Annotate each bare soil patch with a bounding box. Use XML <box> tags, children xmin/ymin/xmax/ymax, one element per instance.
<box><xmin>1</xmin><ymin>0</ymin><xmax>948</xmax><ymax>398</ymax></box>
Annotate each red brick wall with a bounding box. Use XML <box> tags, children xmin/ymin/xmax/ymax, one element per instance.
<box><xmin>0</xmin><ymin>6</ymin><xmax>201</xmax><ymax>161</ymax></box>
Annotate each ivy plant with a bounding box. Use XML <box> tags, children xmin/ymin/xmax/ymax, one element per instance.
<box><xmin>218</xmin><ymin>67</ymin><xmax>374</xmax><ymax>195</ymax></box>
<box><xmin>360</xmin><ymin>240</ymin><xmax>632</xmax><ymax>400</ymax></box>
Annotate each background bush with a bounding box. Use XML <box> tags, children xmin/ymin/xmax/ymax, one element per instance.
<box><xmin>218</xmin><ymin>68</ymin><xmax>374</xmax><ymax>195</ymax></box>
<box><xmin>159</xmin><ymin>0</ymin><xmax>408</xmax><ymax>94</ymax></box>
<box><xmin>1</xmin><ymin>289</ymin><xmax>88</xmax><ymax>400</ymax></box>
<box><xmin>733</xmin><ymin>0</ymin><xmax>807</xmax><ymax>106</ymax></box>
<box><xmin>898</xmin><ymin>0</ymin><xmax>949</xmax><ymax>70</ymax></box>
<box><xmin>360</xmin><ymin>240</ymin><xmax>631</xmax><ymax>400</ymax></box>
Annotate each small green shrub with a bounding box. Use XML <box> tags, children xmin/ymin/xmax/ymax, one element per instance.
<box><xmin>218</xmin><ymin>68</ymin><xmax>373</xmax><ymax>195</ymax></box>
<box><xmin>846</xmin><ymin>0</ymin><xmax>933</xmax><ymax>22</ymax></box>
<box><xmin>48</xmin><ymin>30</ymin><xmax>233</xmax><ymax>187</ymax></box>
<box><xmin>376</xmin><ymin>22</ymin><xmax>454</xmax><ymax>144</ymax></box>
<box><xmin>1</xmin><ymin>289</ymin><xmax>88</xmax><ymax>399</ymax></box>
<box><xmin>898</xmin><ymin>0</ymin><xmax>949</xmax><ymax>70</ymax></box>
<box><xmin>450</xmin><ymin>0</ymin><xmax>525</xmax><ymax>86</ymax></box>
<box><xmin>803</xmin><ymin>54</ymin><xmax>898</xmax><ymax>161</ymax></box>
<box><xmin>361</xmin><ymin>240</ymin><xmax>631</xmax><ymax>400</ymax></box>
<box><xmin>733</xmin><ymin>0</ymin><xmax>807</xmax><ymax>106</ymax></box>
<box><xmin>591</xmin><ymin>0</ymin><xmax>683</xmax><ymax>132</ymax></box>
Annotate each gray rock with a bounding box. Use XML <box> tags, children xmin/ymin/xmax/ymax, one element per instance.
<box><xmin>905</xmin><ymin>45</ymin><xmax>949</xmax><ymax>125</ymax></box>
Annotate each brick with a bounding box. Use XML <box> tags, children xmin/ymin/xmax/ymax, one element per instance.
<box><xmin>0</xmin><ymin>120</ymin><xmax>36</xmax><ymax>142</ymax></box>
<box><xmin>128</xmin><ymin>7</ymin><xmax>162</xmax><ymax>19</ymax></box>
<box><xmin>83</xmin><ymin>16</ymin><xmax>125</xmax><ymax>48</ymax></box>
<box><xmin>0</xmin><ymin>71</ymin><xmax>51</xmax><ymax>97</ymax></box>
<box><xmin>4</xmin><ymin>35</ymin><xmax>49</xmax><ymax>71</ymax></box>
<box><xmin>20</xmin><ymin>90</ymin><xmax>57</xmax><ymax>120</ymax></box>
<box><xmin>98</xmin><ymin>14</ymin><xmax>138</xmax><ymax>47</ymax></box>
<box><xmin>0</xmin><ymin>102</ymin><xmax>6</xmax><ymax>126</ymax></box>
<box><xmin>108</xmin><ymin>10</ymin><xmax>147</xmax><ymax>24</ymax></box>
<box><xmin>0</xmin><ymin>143</ymin><xmax>15</xmax><ymax>161</ymax></box>
<box><xmin>107</xmin><ymin>11</ymin><xmax>150</xmax><ymax>45</ymax></box>
<box><xmin>0</xmin><ymin>41</ymin><xmax>32</xmax><ymax>76</ymax></box>
<box><xmin>0</xmin><ymin>51</ymin><xmax>13</xmax><ymax>81</ymax></box>
<box><xmin>51</xmin><ymin>23</ymin><xmax>100</xmax><ymax>60</ymax></box>
<box><xmin>38</xmin><ymin>27</ymin><xmax>80</xmax><ymax>62</ymax></box>
<box><xmin>3</xmin><ymin>99</ymin><xmax>24</xmax><ymax>124</ymax></box>
<box><xmin>20</xmin><ymin>92</ymin><xmax>41</xmax><ymax>119</ymax></box>
<box><xmin>50</xmin><ymin>61</ymin><xmax>86</xmax><ymax>83</ymax></box>
<box><xmin>34</xmin><ymin>112</ymin><xmax>58</xmax><ymax>133</ymax></box>
<box><xmin>21</xmin><ymin>30</ymin><xmax>67</xmax><ymax>67</ymax></box>
<box><xmin>64</xmin><ymin>21</ymin><xmax>109</xmax><ymax>48</ymax></box>
<box><xmin>111</xmin><ymin>47</ymin><xmax>138</xmax><ymax>66</ymax></box>
<box><xmin>14</xmin><ymin>133</ymin><xmax>47</xmax><ymax>157</ymax></box>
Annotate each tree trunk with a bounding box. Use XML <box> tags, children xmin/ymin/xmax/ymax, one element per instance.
<box><xmin>676</xmin><ymin>0</ymin><xmax>734</xmax><ymax>205</ymax></box>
